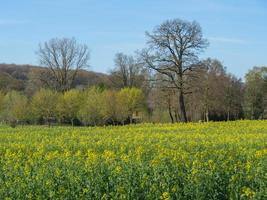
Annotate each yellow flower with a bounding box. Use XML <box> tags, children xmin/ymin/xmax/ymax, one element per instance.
<box><xmin>103</xmin><ymin>150</ymin><xmax>115</xmax><ymax>160</ymax></box>
<box><xmin>120</xmin><ymin>154</ymin><xmax>129</xmax><ymax>162</ymax></box>
<box><xmin>161</xmin><ymin>192</ymin><xmax>170</xmax><ymax>200</ymax></box>
<box><xmin>242</xmin><ymin>187</ymin><xmax>255</xmax><ymax>198</ymax></box>
<box><xmin>255</xmin><ymin>148</ymin><xmax>267</xmax><ymax>158</ymax></box>
<box><xmin>115</xmin><ymin>166</ymin><xmax>122</xmax><ymax>173</ymax></box>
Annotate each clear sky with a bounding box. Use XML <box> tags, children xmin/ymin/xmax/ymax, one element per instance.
<box><xmin>0</xmin><ymin>0</ymin><xmax>266</xmax><ymax>79</ymax></box>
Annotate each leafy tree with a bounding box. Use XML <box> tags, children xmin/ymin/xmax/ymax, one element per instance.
<box><xmin>118</xmin><ymin>87</ymin><xmax>145</xmax><ymax>123</ymax></box>
<box><xmin>57</xmin><ymin>89</ymin><xmax>82</xmax><ymax>126</ymax></box>
<box><xmin>78</xmin><ymin>87</ymin><xmax>105</xmax><ymax>126</ymax></box>
<box><xmin>102</xmin><ymin>90</ymin><xmax>128</xmax><ymax>124</ymax></box>
<box><xmin>31</xmin><ymin>89</ymin><xmax>59</xmax><ymax>126</ymax></box>
<box><xmin>0</xmin><ymin>91</ymin><xmax>29</xmax><ymax>126</ymax></box>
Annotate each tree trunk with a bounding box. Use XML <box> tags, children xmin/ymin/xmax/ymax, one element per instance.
<box><xmin>167</xmin><ymin>95</ymin><xmax>174</xmax><ymax>123</ymax></box>
<box><xmin>205</xmin><ymin>109</ymin><xmax>209</xmax><ymax>122</ymax></box>
<box><xmin>179</xmin><ymin>90</ymin><xmax>187</xmax><ymax>122</ymax></box>
<box><xmin>227</xmin><ymin>109</ymin><xmax>230</xmax><ymax>121</ymax></box>
<box><xmin>174</xmin><ymin>110</ymin><xmax>180</xmax><ymax>122</ymax></box>
<box><xmin>168</xmin><ymin>106</ymin><xmax>174</xmax><ymax>123</ymax></box>
<box><xmin>130</xmin><ymin>117</ymin><xmax>133</xmax><ymax>124</ymax></box>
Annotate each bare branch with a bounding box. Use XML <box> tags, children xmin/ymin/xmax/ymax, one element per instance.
<box><xmin>37</xmin><ymin>37</ymin><xmax>90</xmax><ymax>92</ymax></box>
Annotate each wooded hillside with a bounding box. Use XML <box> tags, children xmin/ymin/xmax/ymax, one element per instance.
<box><xmin>0</xmin><ymin>63</ymin><xmax>110</xmax><ymax>93</ymax></box>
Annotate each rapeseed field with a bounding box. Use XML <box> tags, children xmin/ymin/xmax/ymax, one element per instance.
<box><xmin>0</xmin><ymin>121</ymin><xmax>266</xmax><ymax>199</ymax></box>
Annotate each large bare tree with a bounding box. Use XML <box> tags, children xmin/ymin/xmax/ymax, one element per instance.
<box><xmin>141</xmin><ymin>19</ymin><xmax>208</xmax><ymax>122</ymax></box>
<box><xmin>110</xmin><ymin>52</ymin><xmax>143</xmax><ymax>88</ymax></box>
<box><xmin>37</xmin><ymin>37</ymin><xmax>90</xmax><ymax>92</ymax></box>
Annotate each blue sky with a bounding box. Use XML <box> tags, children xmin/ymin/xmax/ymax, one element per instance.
<box><xmin>0</xmin><ymin>0</ymin><xmax>266</xmax><ymax>78</ymax></box>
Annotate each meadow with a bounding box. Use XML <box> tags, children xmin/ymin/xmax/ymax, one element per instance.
<box><xmin>0</xmin><ymin>121</ymin><xmax>266</xmax><ymax>199</ymax></box>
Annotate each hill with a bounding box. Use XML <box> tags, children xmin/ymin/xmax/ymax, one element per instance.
<box><xmin>0</xmin><ymin>63</ymin><xmax>111</xmax><ymax>93</ymax></box>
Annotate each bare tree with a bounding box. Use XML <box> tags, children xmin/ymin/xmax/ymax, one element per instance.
<box><xmin>140</xmin><ymin>19</ymin><xmax>208</xmax><ymax>122</ymax></box>
<box><xmin>196</xmin><ymin>59</ymin><xmax>227</xmax><ymax>122</ymax></box>
<box><xmin>37</xmin><ymin>37</ymin><xmax>90</xmax><ymax>92</ymax></box>
<box><xmin>185</xmin><ymin>58</ymin><xmax>243</xmax><ymax>122</ymax></box>
<box><xmin>243</xmin><ymin>67</ymin><xmax>267</xmax><ymax>119</ymax></box>
<box><xmin>110</xmin><ymin>53</ymin><xmax>143</xmax><ymax>88</ymax></box>
<box><xmin>224</xmin><ymin>74</ymin><xmax>243</xmax><ymax>121</ymax></box>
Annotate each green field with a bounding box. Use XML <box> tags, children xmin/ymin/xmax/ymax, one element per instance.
<box><xmin>0</xmin><ymin>121</ymin><xmax>266</xmax><ymax>199</ymax></box>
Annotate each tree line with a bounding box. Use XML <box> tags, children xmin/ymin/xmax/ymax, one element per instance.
<box><xmin>0</xmin><ymin>87</ymin><xmax>144</xmax><ymax>127</ymax></box>
<box><xmin>0</xmin><ymin>18</ymin><xmax>266</xmax><ymax>126</ymax></box>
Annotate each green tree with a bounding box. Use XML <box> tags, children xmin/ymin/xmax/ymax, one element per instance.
<box><xmin>102</xmin><ymin>90</ymin><xmax>128</xmax><ymax>125</ymax></box>
<box><xmin>31</xmin><ymin>89</ymin><xmax>59</xmax><ymax>126</ymax></box>
<box><xmin>78</xmin><ymin>87</ymin><xmax>105</xmax><ymax>126</ymax></box>
<box><xmin>118</xmin><ymin>87</ymin><xmax>144</xmax><ymax>124</ymax></box>
<box><xmin>0</xmin><ymin>91</ymin><xmax>29</xmax><ymax>126</ymax></box>
<box><xmin>57</xmin><ymin>89</ymin><xmax>82</xmax><ymax>126</ymax></box>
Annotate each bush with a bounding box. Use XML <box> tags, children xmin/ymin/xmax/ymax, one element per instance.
<box><xmin>78</xmin><ymin>87</ymin><xmax>105</xmax><ymax>126</ymax></box>
<box><xmin>31</xmin><ymin>89</ymin><xmax>59</xmax><ymax>126</ymax></box>
<box><xmin>0</xmin><ymin>91</ymin><xmax>29</xmax><ymax>126</ymax></box>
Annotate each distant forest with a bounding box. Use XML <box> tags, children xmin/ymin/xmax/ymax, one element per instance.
<box><xmin>0</xmin><ymin>19</ymin><xmax>266</xmax><ymax>126</ymax></box>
